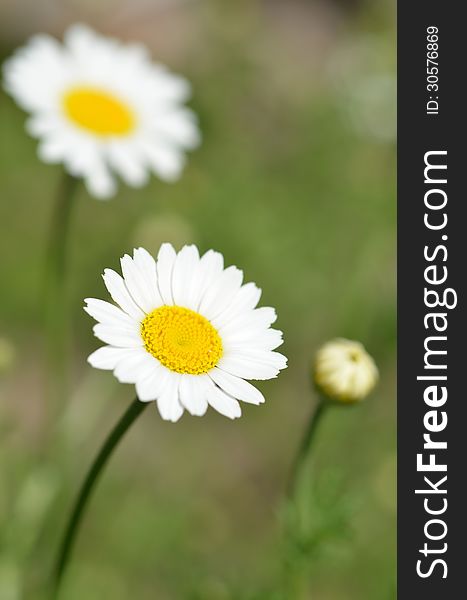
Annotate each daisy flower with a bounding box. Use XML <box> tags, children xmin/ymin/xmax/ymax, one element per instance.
<box><xmin>85</xmin><ymin>244</ymin><xmax>287</xmax><ymax>421</ymax></box>
<box><xmin>313</xmin><ymin>338</ymin><xmax>378</xmax><ymax>403</ymax></box>
<box><xmin>3</xmin><ymin>24</ymin><xmax>200</xmax><ymax>198</ymax></box>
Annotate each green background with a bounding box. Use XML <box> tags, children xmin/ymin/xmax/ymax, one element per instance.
<box><xmin>0</xmin><ymin>1</ymin><xmax>395</xmax><ymax>598</ymax></box>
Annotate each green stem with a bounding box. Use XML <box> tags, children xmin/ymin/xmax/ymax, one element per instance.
<box><xmin>282</xmin><ymin>399</ymin><xmax>327</xmax><ymax>599</ymax></box>
<box><xmin>287</xmin><ymin>399</ymin><xmax>327</xmax><ymax>499</ymax></box>
<box><xmin>52</xmin><ymin>398</ymin><xmax>148</xmax><ymax>596</ymax></box>
<box><xmin>44</xmin><ymin>173</ymin><xmax>79</xmax><ymax>402</ymax></box>
<box><xmin>46</xmin><ymin>173</ymin><xmax>79</xmax><ymax>284</ymax></box>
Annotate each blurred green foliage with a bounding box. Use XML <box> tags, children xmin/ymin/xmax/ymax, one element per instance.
<box><xmin>0</xmin><ymin>1</ymin><xmax>395</xmax><ymax>598</ymax></box>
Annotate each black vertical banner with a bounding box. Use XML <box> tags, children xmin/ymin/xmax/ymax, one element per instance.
<box><xmin>398</xmin><ymin>2</ymin><xmax>466</xmax><ymax>598</ymax></box>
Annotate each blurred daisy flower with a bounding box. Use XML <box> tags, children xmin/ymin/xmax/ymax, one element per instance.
<box><xmin>3</xmin><ymin>24</ymin><xmax>200</xmax><ymax>199</ymax></box>
<box><xmin>313</xmin><ymin>338</ymin><xmax>378</xmax><ymax>404</ymax></box>
<box><xmin>85</xmin><ymin>244</ymin><xmax>287</xmax><ymax>421</ymax></box>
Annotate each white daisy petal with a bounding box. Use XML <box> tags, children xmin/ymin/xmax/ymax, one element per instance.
<box><xmin>198</xmin><ymin>266</ymin><xmax>243</xmax><ymax>321</ymax></box>
<box><xmin>192</xmin><ymin>249</ymin><xmax>224</xmax><ymax>310</ymax></box>
<box><xmin>217</xmin><ymin>355</ymin><xmax>280</xmax><ymax>381</ymax></box>
<box><xmin>132</xmin><ymin>248</ymin><xmax>163</xmax><ymax>310</ymax></box>
<box><xmin>3</xmin><ymin>25</ymin><xmax>200</xmax><ymax>199</ymax></box>
<box><xmin>113</xmin><ymin>350</ymin><xmax>157</xmax><ymax>384</ymax></box>
<box><xmin>26</xmin><ymin>114</ymin><xmax>61</xmax><ymax>137</ymax></box>
<box><xmin>226</xmin><ymin>350</ymin><xmax>288</xmax><ymax>371</ymax></box>
<box><xmin>120</xmin><ymin>254</ymin><xmax>157</xmax><ymax>313</ymax></box>
<box><xmin>37</xmin><ymin>136</ymin><xmax>69</xmax><ymax>163</ymax></box>
<box><xmin>106</xmin><ymin>143</ymin><xmax>149</xmax><ymax>188</ymax></box>
<box><xmin>211</xmin><ymin>282</ymin><xmax>262</xmax><ymax>329</ymax></box>
<box><xmin>140</xmin><ymin>140</ymin><xmax>185</xmax><ymax>182</ymax></box>
<box><xmin>102</xmin><ymin>268</ymin><xmax>144</xmax><ymax>320</ymax></box>
<box><xmin>223</xmin><ymin>328</ymin><xmax>284</xmax><ymax>352</ymax></box>
<box><xmin>171</xmin><ymin>244</ymin><xmax>200</xmax><ymax>307</ymax></box>
<box><xmin>148</xmin><ymin>66</ymin><xmax>192</xmax><ymax>102</ymax></box>
<box><xmin>179</xmin><ymin>374</ymin><xmax>209</xmax><ymax>416</ymax></box>
<box><xmin>156</xmin><ymin>243</ymin><xmax>176</xmax><ymax>305</ymax></box>
<box><xmin>93</xmin><ymin>323</ymin><xmax>143</xmax><ymax>348</ymax></box>
<box><xmin>151</xmin><ymin>108</ymin><xmax>201</xmax><ymax>148</ymax></box>
<box><xmin>3</xmin><ymin>34</ymin><xmax>66</xmax><ymax>112</ymax></box>
<box><xmin>206</xmin><ymin>386</ymin><xmax>242</xmax><ymax>420</ymax></box>
<box><xmin>156</xmin><ymin>372</ymin><xmax>184</xmax><ymax>422</ymax></box>
<box><xmin>64</xmin><ymin>23</ymin><xmax>99</xmax><ymax>55</ymax></box>
<box><xmin>84</xmin><ymin>298</ymin><xmax>136</xmax><ymax>329</ymax></box>
<box><xmin>209</xmin><ymin>368</ymin><xmax>265</xmax><ymax>405</ymax></box>
<box><xmin>218</xmin><ymin>307</ymin><xmax>277</xmax><ymax>337</ymax></box>
<box><xmin>85</xmin><ymin>245</ymin><xmax>286</xmax><ymax>420</ymax></box>
<box><xmin>87</xmin><ymin>346</ymin><xmax>134</xmax><ymax>370</ymax></box>
<box><xmin>135</xmin><ymin>362</ymin><xmax>171</xmax><ymax>402</ymax></box>
<box><xmin>82</xmin><ymin>160</ymin><xmax>117</xmax><ymax>200</ymax></box>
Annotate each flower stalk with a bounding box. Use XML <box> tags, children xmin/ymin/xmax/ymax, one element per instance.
<box><xmin>44</xmin><ymin>173</ymin><xmax>79</xmax><ymax>405</ymax></box>
<box><xmin>52</xmin><ymin>398</ymin><xmax>148</xmax><ymax>596</ymax></box>
<box><xmin>287</xmin><ymin>398</ymin><xmax>327</xmax><ymax>499</ymax></box>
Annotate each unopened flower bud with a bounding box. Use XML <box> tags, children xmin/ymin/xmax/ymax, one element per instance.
<box><xmin>313</xmin><ymin>338</ymin><xmax>378</xmax><ymax>404</ymax></box>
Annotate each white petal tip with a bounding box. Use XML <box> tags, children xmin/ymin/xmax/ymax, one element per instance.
<box><xmin>162</xmin><ymin>413</ymin><xmax>183</xmax><ymax>423</ymax></box>
<box><xmin>87</xmin><ymin>353</ymin><xmax>104</xmax><ymax>369</ymax></box>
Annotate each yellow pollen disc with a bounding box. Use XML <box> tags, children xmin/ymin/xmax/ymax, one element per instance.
<box><xmin>141</xmin><ymin>306</ymin><xmax>223</xmax><ymax>375</ymax></box>
<box><xmin>62</xmin><ymin>86</ymin><xmax>135</xmax><ymax>136</ymax></box>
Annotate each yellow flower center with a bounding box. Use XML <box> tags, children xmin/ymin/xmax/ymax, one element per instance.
<box><xmin>141</xmin><ymin>306</ymin><xmax>223</xmax><ymax>375</ymax></box>
<box><xmin>62</xmin><ymin>86</ymin><xmax>136</xmax><ymax>136</ymax></box>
